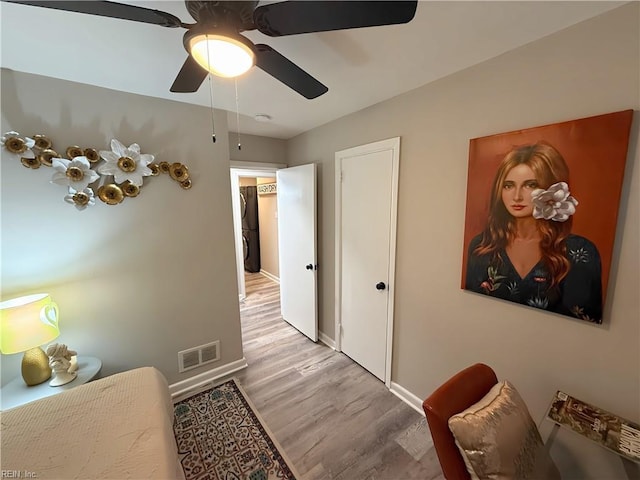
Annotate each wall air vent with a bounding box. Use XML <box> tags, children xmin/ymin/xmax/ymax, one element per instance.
<box><xmin>200</xmin><ymin>344</ymin><xmax>219</xmax><ymax>363</ymax></box>
<box><xmin>181</xmin><ymin>350</ymin><xmax>200</xmax><ymax>370</ymax></box>
<box><xmin>178</xmin><ymin>340</ymin><xmax>220</xmax><ymax>373</ymax></box>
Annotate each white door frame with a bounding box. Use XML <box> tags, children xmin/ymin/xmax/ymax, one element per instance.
<box><xmin>230</xmin><ymin>161</ymin><xmax>285</xmax><ymax>301</ymax></box>
<box><xmin>334</xmin><ymin>137</ymin><xmax>400</xmax><ymax>387</ymax></box>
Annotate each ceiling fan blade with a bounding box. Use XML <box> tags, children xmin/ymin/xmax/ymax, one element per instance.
<box><xmin>254</xmin><ymin>1</ymin><xmax>417</xmax><ymax>37</ymax></box>
<box><xmin>3</xmin><ymin>1</ymin><xmax>183</xmax><ymax>28</ymax></box>
<box><xmin>255</xmin><ymin>44</ymin><xmax>328</xmax><ymax>100</ymax></box>
<box><xmin>170</xmin><ymin>56</ymin><xmax>208</xmax><ymax>93</ymax></box>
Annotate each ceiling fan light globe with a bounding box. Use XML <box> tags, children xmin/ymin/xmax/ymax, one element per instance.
<box><xmin>189</xmin><ymin>34</ymin><xmax>255</xmax><ymax>78</ymax></box>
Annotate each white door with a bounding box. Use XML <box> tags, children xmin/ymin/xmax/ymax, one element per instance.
<box><xmin>277</xmin><ymin>164</ymin><xmax>318</xmax><ymax>341</ymax></box>
<box><xmin>336</xmin><ymin>138</ymin><xmax>400</xmax><ymax>384</ymax></box>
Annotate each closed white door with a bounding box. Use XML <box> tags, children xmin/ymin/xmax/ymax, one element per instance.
<box><xmin>336</xmin><ymin>138</ymin><xmax>399</xmax><ymax>384</ymax></box>
<box><xmin>277</xmin><ymin>164</ymin><xmax>318</xmax><ymax>341</ymax></box>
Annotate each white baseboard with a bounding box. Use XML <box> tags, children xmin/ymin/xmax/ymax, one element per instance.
<box><xmin>170</xmin><ymin>357</ymin><xmax>248</xmax><ymax>401</ymax></box>
<box><xmin>390</xmin><ymin>381</ymin><xmax>425</xmax><ymax>415</ymax></box>
<box><xmin>318</xmin><ymin>331</ymin><xmax>336</xmax><ymax>350</ymax></box>
<box><xmin>260</xmin><ymin>270</ymin><xmax>280</xmax><ymax>283</ymax></box>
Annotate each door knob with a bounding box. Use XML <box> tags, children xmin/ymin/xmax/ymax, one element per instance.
<box><xmin>376</xmin><ymin>282</ymin><xmax>386</xmax><ymax>290</ymax></box>
<box><xmin>306</xmin><ymin>264</ymin><xmax>313</xmax><ymax>270</ymax></box>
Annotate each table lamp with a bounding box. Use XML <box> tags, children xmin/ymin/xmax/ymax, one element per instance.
<box><xmin>0</xmin><ymin>293</ymin><xmax>60</xmax><ymax>386</ymax></box>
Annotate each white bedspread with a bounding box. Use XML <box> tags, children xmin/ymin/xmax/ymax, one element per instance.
<box><xmin>0</xmin><ymin>367</ymin><xmax>182</xmax><ymax>479</ymax></box>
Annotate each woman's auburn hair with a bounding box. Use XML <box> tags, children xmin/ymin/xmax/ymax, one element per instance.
<box><xmin>474</xmin><ymin>141</ymin><xmax>572</xmax><ymax>287</ymax></box>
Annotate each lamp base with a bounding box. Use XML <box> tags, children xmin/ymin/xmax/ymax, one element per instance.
<box><xmin>49</xmin><ymin>371</ymin><xmax>77</xmax><ymax>387</ymax></box>
<box><xmin>21</xmin><ymin>347</ymin><xmax>52</xmax><ymax>386</ymax></box>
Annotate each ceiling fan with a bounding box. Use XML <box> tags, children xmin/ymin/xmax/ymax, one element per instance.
<box><xmin>5</xmin><ymin>0</ymin><xmax>418</xmax><ymax>99</ymax></box>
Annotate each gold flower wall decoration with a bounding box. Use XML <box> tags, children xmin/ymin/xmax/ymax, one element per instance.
<box><xmin>1</xmin><ymin>131</ymin><xmax>192</xmax><ymax>211</ymax></box>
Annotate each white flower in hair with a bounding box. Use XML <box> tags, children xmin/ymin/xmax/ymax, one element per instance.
<box><xmin>531</xmin><ymin>181</ymin><xmax>578</xmax><ymax>222</ymax></box>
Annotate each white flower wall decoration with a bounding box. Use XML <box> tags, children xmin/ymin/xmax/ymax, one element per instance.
<box><xmin>2</xmin><ymin>131</ymin><xmax>192</xmax><ymax>210</ymax></box>
<box><xmin>51</xmin><ymin>157</ymin><xmax>100</xmax><ymax>191</ymax></box>
<box><xmin>98</xmin><ymin>139</ymin><xmax>154</xmax><ymax>186</ymax></box>
<box><xmin>2</xmin><ymin>131</ymin><xmax>36</xmax><ymax>164</ymax></box>
<box><xmin>64</xmin><ymin>187</ymin><xmax>97</xmax><ymax>211</ymax></box>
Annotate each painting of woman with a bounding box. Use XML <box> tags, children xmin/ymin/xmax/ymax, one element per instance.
<box><xmin>464</xmin><ymin>141</ymin><xmax>602</xmax><ymax>321</ymax></box>
<box><xmin>461</xmin><ymin>110</ymin><xmax>633</xmax><ymax>324</ymax></box>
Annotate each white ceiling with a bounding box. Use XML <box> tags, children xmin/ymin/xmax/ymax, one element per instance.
<box><xmin>0</xmin><ymin>1</ymin><xmax>623</xmax><ymax>139</ymax></box>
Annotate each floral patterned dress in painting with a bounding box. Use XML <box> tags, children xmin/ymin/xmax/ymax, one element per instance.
<box><xmin>465</xmin><ymin>234</ymin><xmax>603</xmax><ymax>323</ymax></box>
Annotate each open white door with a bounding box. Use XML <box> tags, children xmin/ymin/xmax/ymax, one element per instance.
<box><xmin>277</xmin><ymin>164</ymin><xmax>318</xmax><ymax>341</ymax></box>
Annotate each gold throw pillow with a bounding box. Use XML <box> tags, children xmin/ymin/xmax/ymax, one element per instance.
<box><xmin>448</xmin><ymin>380</ymin><xmax>561</xmax><ymax>480</ymax></box>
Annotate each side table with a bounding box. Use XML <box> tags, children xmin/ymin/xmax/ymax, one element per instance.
<box><xmin>1</xmin><ymin>355</ymin><xmax>102</xmax><ymax>411</ymax></box>
<box><xmin>542</xmin><ymin>389</ymin><xmax>639</xmax><ymax>479</ymax></box>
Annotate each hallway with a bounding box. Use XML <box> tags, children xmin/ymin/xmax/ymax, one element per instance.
<box><xmin>235</xmin><ymin>272</ymin><xmax>444</xmax><ymax>479</ymax></box>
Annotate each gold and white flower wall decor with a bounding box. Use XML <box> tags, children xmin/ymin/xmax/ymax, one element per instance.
<box><xmin>1</xmin><ymin>131</ymin><xmax>192</xmax><ymax>211</ymax></box>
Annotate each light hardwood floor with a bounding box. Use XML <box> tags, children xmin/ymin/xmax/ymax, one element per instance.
<box><xmin>234</xmin><ymin>272</ymin><xmax>445</xmax><ymax>480</ymax></box>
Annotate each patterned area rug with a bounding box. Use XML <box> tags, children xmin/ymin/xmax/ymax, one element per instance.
<box><xmin>174</xmin><ymin>378</ymin><xmax>298</xmax><ymax>480</ymax></box>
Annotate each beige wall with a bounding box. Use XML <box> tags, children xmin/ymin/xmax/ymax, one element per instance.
<box><xmin>257</xmin><ymin>177</ymin><xmax>279</xmax><ymax>278</ymax></box>
<box><xmin>239</xmin><ymin>177</ymin><xmax>257</xmax><ymax>186</ymax></box>
<box><xmin>0</xmin><ymin>70</ymin><xmax>244</xmax><ymax>386</ymax></box>
<box><xmin>229</xmin><ymin>133</ymin><xmax>286</xmax><ymax>165</ymax></box>
<box><xmin>287</xmin><ymin>4</ymin><xmax>638</xmax><ymax>475</ymax></box>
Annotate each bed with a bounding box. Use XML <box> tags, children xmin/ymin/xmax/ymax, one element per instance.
<box><xmin>0</xmin><ymin>366</ymin><xmax>184</xmax><ymax>479</ymax></box>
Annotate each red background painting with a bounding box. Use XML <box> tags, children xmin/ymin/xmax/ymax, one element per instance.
<box><xmin>461</xmin><ymin>110</ymin><xmax>633</xmax><ymax>309</ymax></box>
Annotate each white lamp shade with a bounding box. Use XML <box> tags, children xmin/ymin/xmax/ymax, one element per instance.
<box><xmin>0</xmin><ymin>293</ymin><xmax>60</xmax><ymax>354</ymax></box>
<box><xmin>189</xmin><ymin>33</ymin><xmax>255</xmax><ymax>78</ymax></box>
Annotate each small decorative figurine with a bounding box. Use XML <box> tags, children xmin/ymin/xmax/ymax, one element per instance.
<box><xmin>46</xmin><ymin>343</ymin><xmax>78</xmax><ymax>387</ymax></box>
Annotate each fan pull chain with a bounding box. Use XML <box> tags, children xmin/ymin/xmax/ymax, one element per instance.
<box><xmin>208</xmin><ymin>74</ymin><xmax>216</xmax><ymax>144</ymax></box>
<box><xmin>206</xmin><ymin>34</ymin><xmax>216</xmax><ymax>144</ymax></box>
<box><xmin>235</xmin><ymin>79</ymin><xmax>241</xmax><ymax>151</ymax></box>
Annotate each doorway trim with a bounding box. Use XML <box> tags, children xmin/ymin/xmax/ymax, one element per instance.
<box><xmin>230</xmin><ymin>161</ymin><xmax>285</xmax><ymax>300</ymax></box>
<box><xmin>334</xmin><ymin>137</ymin><xmax>400</xmax><ymax>387</ymax></box>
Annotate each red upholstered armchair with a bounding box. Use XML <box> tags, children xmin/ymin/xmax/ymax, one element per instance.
<box><xmin>422</xmin><ymin>363</ymin><xmax>498</xmax><ymax>480</ymax></box>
